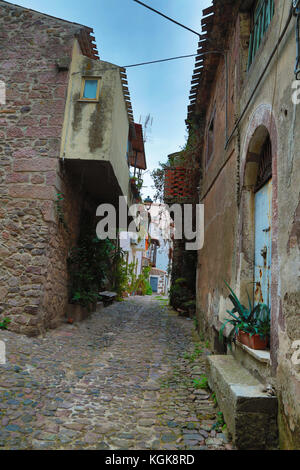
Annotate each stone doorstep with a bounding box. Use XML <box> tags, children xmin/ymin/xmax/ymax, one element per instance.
<box><xmin>231</xmin><ymin>341</ymin><xmax>271</xmax><ymax>385</ymax></box>
<box><xmin>235</xmin><ymin>341</ymin><xmax>270</xmax><ymax>363</ymax></box>
<box><xmin>207</xmin><ymin>355</ymin><xmax>278</xmax><ymax>450</ymax></box>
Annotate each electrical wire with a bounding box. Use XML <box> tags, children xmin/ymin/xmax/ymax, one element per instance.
<box><xmin>122</xmin><ymin>54</ymin><xmax>199</xmax><ymax>68</ymax></box>
<box><xmin>133</xmin><ymin>0</ymin><xmax>202</xmax><ymax>38</ymax></box>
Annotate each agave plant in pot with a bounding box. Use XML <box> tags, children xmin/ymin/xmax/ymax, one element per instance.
<box><xmin>219</xmin><ymin>282</ymin><xmax>270</xmax><ymax>350</ymax></box>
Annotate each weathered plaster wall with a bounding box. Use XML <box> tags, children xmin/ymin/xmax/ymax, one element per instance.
<box><xmin>196</xmin><ymin>14</ymin><xmax>240</xmax><ymax>341</ymax></box>
<box><xmin>196</xmin><ymin>0</ymin><xmax>300</xmax><ymax>448</ymax></box>
<box><xmin>197</xmin><ymin>153</ymin><xmax>238</xmax><ymax>337</ymax></box>
<box><xmin>0</xmin><ymin>1</ymin><xmax>86</xmax><ymax>334</ymax></box>
<box><xmin>61</xmin><ymin>43</ymin><xmax>130</xmax><ymax>200</ymax></box>
<box><xmin>237</xmin><ymin>1</ymin><xmax>300</xmax><ymax>448</ymax></box>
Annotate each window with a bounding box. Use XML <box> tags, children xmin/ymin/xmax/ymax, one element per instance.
<box><xmin>206</xmin><ymin>106</ymin><xmax>215</xmax><ymax>167</ymax></box>
<box><xmin>80</xmin><ymin>77</ymin><xmax>101</xmax><ymax>101</ymax></box>
<box><xmin>247</xmin><ymin>0</ymin><xmax>275</xmax><ymax>70</ymax></box>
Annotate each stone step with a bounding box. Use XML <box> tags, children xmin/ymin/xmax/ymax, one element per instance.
<box><xmin>231</xmin><ymin>341</ymin><xmax>271</xmax><ymax>384</ymax></box>
<box><xmin>207</xmin><ymin>355</ymin><xmax>278</xmax><ymax>449</ymax></box>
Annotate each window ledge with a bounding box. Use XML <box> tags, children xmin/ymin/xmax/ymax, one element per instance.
<box><xmin>77</xmin><ymin>99</ymin><xmax>99</xmax><ymax>103</ymax></box>
<box><xmin>236</xmin><ymin>341</ymin><xmax>270</xmax><ymax>364</ymax></box>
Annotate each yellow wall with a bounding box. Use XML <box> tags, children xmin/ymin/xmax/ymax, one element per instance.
<box><xmin>60</xmin><ymin>40</ymin><xmax>131</xmax><ymax>200</ymax></box>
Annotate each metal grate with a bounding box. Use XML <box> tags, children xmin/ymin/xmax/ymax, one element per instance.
<box><xmin>255</xmin><ymin>137</ymin><xmax>272</xmax><ymax>192</ymax></box>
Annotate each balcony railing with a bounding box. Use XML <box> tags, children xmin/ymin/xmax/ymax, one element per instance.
<box><xmin>247</xmin><ymin>0</ymin><xmax>275</xmax><ymax>70</ymax></box>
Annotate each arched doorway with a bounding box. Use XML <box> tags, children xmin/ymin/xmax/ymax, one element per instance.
<box><xmin>241</xmin><ymin>126</ymin><xmax>273</xmax><ymax>309</ymax></box>
<box><xmin>239</xmin><ymin>104</ymin><xmax>279</xmax><ymax>371</ymax></box>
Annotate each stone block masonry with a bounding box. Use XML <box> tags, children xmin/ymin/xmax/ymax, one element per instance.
<box><xmin>0</xmin><ymin>1</ymin><xmax>91</xmax><ymax>335</ymax></box>
<box><xmin>207</xmin><ymin>355</ymin><xmax>278</xmax><ymax>449</ymax></box>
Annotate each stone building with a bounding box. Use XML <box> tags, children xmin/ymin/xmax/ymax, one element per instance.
<box><xmin>185</xmin><ymin>0</ymin><xmax>300</xmax><ymax>449</ymax></box>
<box><xmin>0</xmin><ymin>1</ymin><xmax>139</xmax><ymax>335</ymax></box>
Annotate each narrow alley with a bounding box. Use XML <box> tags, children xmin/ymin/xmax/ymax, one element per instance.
<box><xmin>0</xmin><ymin>297</ymin><xmax>232</xmax><ymax>450</ymax></box>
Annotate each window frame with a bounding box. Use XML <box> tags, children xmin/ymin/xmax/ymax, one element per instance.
<box><xmin>205</xmin><ymin>105</ymin><xmax>216</xmax><ymax>168</ymax></box>
<box><xmin>79</xmin><ymin>76</ymin><xmax>101</xmax><ymax>102</ymax></box>
<box><xmin>247</xmin><ymin>0</ymin><xmax>275</xmax><ymax>70</ymax></box>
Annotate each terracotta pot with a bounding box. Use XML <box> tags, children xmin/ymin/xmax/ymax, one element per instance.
<box><xmin>237</xmin><ymin>331</ymin><xmax>250</xmax><ymax>347</ymax></box>
<box><xmin>248</xmin><ymin>334</ymin><xmax>268</xmax><ymax>350</ymax></box>
<box><xmin>237</xmin><ymin>331</ymin><xmax>268</xmax><ymax>350</ymax></box>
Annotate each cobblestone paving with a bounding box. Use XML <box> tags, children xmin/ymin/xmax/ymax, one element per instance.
<box><xmin>0</xmin><ymin>296</ymin><xmax>233</xmax><ymax>450</ymax></box>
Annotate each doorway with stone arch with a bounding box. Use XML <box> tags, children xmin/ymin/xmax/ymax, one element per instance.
<box><xmin>241</xmin><ymin>127</ymin><xmax>272</xmax><ymax>305</ymax></box>
<box><xmin>238</xmin><ymin>105</ymin><xmax>279</xmax><ymax>369</ymax></box>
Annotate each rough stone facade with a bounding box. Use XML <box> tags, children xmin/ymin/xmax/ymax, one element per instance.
<box><xmin>188</xmin><ymin>0</ymin><xmax>300</xmax><ymax>449</ymax></box>
<box><xmin>0</xmin><ymin>1</ymin><xmax>94</xmax><ymax>335</ymax></box>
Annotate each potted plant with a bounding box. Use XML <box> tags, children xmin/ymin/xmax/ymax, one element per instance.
<box><xmin>219</xmin><ymin>282</ymin><xmax>270</xmax><ymax>350</ymax></box>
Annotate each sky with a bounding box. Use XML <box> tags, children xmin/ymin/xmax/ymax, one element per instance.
<box><xmin>11</xmin><ymin>0</ymin><xmax>212</xmax><ymax>198</ymax></box>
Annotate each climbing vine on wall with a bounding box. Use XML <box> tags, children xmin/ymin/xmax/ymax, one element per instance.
<box><xmin>67</xmin><ymin>212</ymin><xmax>153</xmax><ymax>307</ymax></box>
<box><xmin>67</xmin><ymin>211</ymin><xmax>121</xmax><ymax>307</ymax></box>
<box><xmin>55</xmin><ymin>192</ymin><xmax>70</xmax><ymax>233</ymax></box>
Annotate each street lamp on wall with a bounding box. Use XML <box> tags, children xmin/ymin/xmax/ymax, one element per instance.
<box><xmin>144</xmin><ymin>196</ymin><xmax>153</xmax><ymax>212</ymax></box>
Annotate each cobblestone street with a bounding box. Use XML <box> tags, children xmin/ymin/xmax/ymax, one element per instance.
<box><xmin>0</xmin><ymin>296</ymin><xmax>233</xmax><ymax>450</ymax></box>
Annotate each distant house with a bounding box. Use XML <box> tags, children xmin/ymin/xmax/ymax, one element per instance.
<box><xmin>145</xmin><ymin>203</ymin><xmax>172</xmax><ymax>295</ymax></box>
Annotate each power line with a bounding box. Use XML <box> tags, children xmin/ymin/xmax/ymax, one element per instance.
<box><xmin>122</xmin><ymin>53</ymin><xmax>199</xmax><ymax>68</ymax></box>
<box><xmin>133</xmin><ymin>0</ymin><xmax>202</xmax><ymax>38</ymax></box>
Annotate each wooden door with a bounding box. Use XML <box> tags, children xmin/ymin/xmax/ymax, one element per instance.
<box><xmin>254</xmin><ymin>179</ymin><xmax>272</xmax><ymax>307</ymax></box>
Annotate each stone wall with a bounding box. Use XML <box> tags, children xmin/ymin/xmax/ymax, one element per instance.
<box><xmin>0</xmin><ymin>1</ymin><xmax>87</xmax><ymax>334</ymax></box>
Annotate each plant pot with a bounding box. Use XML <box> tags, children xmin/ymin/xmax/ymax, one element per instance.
<box><xmin>237</xmin><ymin>331</ymin><xmax>268</xmax><ymax>350</ymax></box>
<box><xmin>248</xmin><ymin>334</ymin><xmax>268</xmax><ymax>350</ymax></box>
<box><xmin>237</xmin><ymin>331</ymin><xmax>251</xmax><ymax>347</ymax></box>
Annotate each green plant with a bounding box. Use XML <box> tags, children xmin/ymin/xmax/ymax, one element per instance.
<box><xmin>212</xmin><ymin>412</ymin><xmax>226</xmax><ymax>432</ymax></box>
<box><xmin>129</xmin><ymin>176</ymin><xmax>143</xmax><ymax>200</ymax></box>
<box><xmin>112</xmin><ymin>254</ymin><xmax>129</xmax><ymax>301</ymax></box>
<box><xmin>127</xmin><ymin>264</ymin><xmax>151</xmax><ymax>296</ymax></box>
<box><xmin>145</xmin><ymin>281</ymin><xmax>153</xmax><ymax>296</ymax></box>
<box><xmin>198</xmin><ymin>330</ymin><xmax>205</xmax><ymax>341</ymax></box>
<box><xmin>0</xmin><ymin>317</ymin><xmax>10</xmax><ymax>330</ymax></box>
<box><xmin>193</xmin><ymin>375</ymin><xmax>209</xmax><ymax>390</ymax></box>
<box><xmin>219</xmin><ymin>282</ymin><xmax>271</xmax><ymax>346</ymax></box>
<box><xmin>212</xmin><ymin>392</ymin><xmax>218</xmax><ymax>406</ymax></box>
<box><xmin>55</xmin><ymin>192</ymin><xmax>69</xmax><ymax>233</ymax></box>
<box><xmin>183</xmin><ymin>343</ymin><xmax>203</xmax><ymax>362</ymax></box>
<box><xmin>67</xmin><ymin>215</ymin><xmax>124</xmax><ymax>307</ymax></box>
<box><xmin>169</xmin><ymin>278</ymin><xmax>195</xmax><ymax>314</ymax></box>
